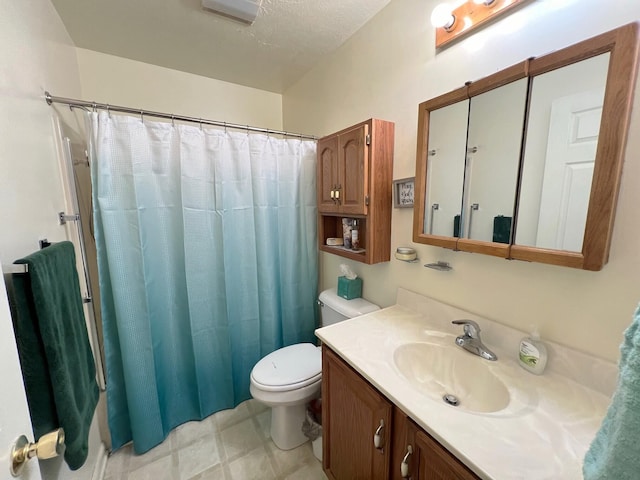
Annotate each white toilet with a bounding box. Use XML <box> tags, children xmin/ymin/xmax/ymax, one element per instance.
<box><xmin>250</xmin><ymin>288</ymin><xmax>379</xmax><ymax>450</ymax></box>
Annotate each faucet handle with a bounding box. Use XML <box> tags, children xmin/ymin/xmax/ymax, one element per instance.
<box><xmin>452</xmin><ymin>319</ymin><xmax>480</xmax><ymax>338</ymax></box>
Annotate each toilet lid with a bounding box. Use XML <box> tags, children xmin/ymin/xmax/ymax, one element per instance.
<box><xmin>251</xmin><ymin>343</ymin><xmax>321</xmax><ymax>392</ymax></box>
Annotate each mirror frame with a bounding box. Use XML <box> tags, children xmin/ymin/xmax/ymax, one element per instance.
<box><xmin>413</xmin><ymin>23</ymin><xmax>639</xmax><ymax>270</ymax></box>
<box><xmin>510</xmin><ymin>23</ymin><xmax>639</xmax><ymax>270</ymax></box>
<box><xmin>413</xmin><ymin>85</ymin><xmax>468</xmax><ymax>251</ymax></box>
<box><xmin>456</xmin><ymin>61</ymin><xmax>528</xmax><ymax>258</ymax></box>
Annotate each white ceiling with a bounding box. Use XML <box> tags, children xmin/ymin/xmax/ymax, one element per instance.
<box><xmin>50</xmin><ymin>0</ymin><xmax>391</xmax><ymax>94</ymax></box>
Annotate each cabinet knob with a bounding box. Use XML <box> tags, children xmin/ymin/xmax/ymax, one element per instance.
<box><xmin>401</xmin><ymin>445</ymin><xmax>413</xmax><ymax>478</ymax></box>
<box><xmin>373</xmin><ymin>419</ymin><xmax>385</xmax><ymax>451</ymax></box>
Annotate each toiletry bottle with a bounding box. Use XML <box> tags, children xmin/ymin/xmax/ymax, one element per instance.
<box><xmin>518</xmin><ymin>329</ymin><xmax>547</xmax><ymax>375</ymax></box>
<box><xmin>351</xmin><ymin>220</ymin><xmax>359</xmax><ymax>250</ymax></box>
<box><xmin>342</xmin><ymin>218</ymin><xmax>352</xmax><ymax>249</ymax></box>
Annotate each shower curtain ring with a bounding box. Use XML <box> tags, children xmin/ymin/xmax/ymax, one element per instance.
<box><xmin>223</xmin><ymin>122</ymin><xmax>227</xmax><ymax>133</ymax></box>
<box><xmin>92</xmin><ymin>102</ymin><xmax>97</xmax><ymax>113</ymax></box>
<box><xmin>246</xmin><ymin>125</ymin><xmax>250</xmax><ymax>136</ymax></box>
<box><xmin>106</xmin><ymin>105</ymin><xmax>111</xmax><ymax>118</ymax></box>
<box><xmin>199</xmin><ymin>118</ymin><xmax>203</xmax><ymax>130</ymax></box>
<box><xmin>171</xmin><ymin>115</ymin><xmax>175</xmax><ymax>127</ymax></box>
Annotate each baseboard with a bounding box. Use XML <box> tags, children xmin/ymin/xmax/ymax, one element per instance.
<box><xmin>91</xmin><ymin>443</ymin><xmax>108</xmax><ymax>480</ymax></box>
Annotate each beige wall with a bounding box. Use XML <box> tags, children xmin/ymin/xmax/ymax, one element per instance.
<box><xmin>283</xmin><ymin>0</ymin><xmax>640</xmax><ymax>362</ymax></box>
<box><xmin>76</xmin><ymin>49</ymin><xmax>283</xmax><ymax>130</ymax></box>
<box><xmin>0</xmin><ymin>1</ymin><xmax>104</xmax><ymax>479</ymax></box>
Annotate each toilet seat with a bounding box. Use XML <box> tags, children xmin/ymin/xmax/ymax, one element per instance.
<box><xmin>250</xmin><ymin>343</ymin><xmax>321</xmax><ymax>392</ymax></box>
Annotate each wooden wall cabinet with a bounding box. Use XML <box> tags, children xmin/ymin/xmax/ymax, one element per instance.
<box><xmin>317</xmin><ymin>119</ymin><xmax>394</xmax><ymax>264</ymax></box>
<box><xmin>323</xmin><ymin>346</ymin><xmax>480</xmax><ymax>480</ymax></box>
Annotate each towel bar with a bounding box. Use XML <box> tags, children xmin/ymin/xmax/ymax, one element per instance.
<box><xmin>1</xmin><ymin>264</ymin><xmax>29</xmax><ymax>274</ymax></box>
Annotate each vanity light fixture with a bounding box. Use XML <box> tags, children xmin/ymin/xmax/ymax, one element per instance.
<box><xmin>431</xmin><ymin>0</ymin><xmax>531</xmax><ymax>49</ymax></box>
<box><xmin>430</xmin><ymin>3</ymin><xmax>456</xmax><ymax>32</ymax></box>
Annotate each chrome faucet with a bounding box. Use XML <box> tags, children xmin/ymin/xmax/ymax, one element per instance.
<box><xmin>452</xmin><ymin>320</ymin><xmax>498</xmax><ymax>361</ymax></box>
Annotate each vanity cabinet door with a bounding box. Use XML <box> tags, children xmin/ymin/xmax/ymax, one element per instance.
<box><xmin>391</xmin><ymin>408</ymin><xmax>418</xmax><ymax>480</ymax></box>
<box><xmin>413</xmin><ymin>428</ymin><xmax>479</xmax><ymax>480</ymax></box>
<box><xmin>322</xmin><ymin>346</ymin><xmax>393</xmax><ymax>480</ymax></box>
<box><xmin>391</xmin><ymin>410</ymin><xmax>479</xmax><ymax>480</ymax></box>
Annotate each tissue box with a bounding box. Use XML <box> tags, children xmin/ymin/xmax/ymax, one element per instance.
<box><xmin>337</xmin><ymin>276</ymin><xmax>362</xmax><ymax>300</ymax></box>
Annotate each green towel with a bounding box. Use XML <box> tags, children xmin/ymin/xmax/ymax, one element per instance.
<box><xmin>583</xmin><ymin>304</ymin><xmax>640</xmax><ymax>479</ymax></box>
<box><xmin>492</xmin><ymin>215</ymin><xmax>512</xmax><ymax>244</ymax></box>
<box><xmin>12</xmin><ymin>241</ymin><xmax>99</xmax><ymax>471</ymax></box>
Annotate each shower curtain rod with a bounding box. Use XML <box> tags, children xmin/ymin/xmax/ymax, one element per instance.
<box><xmin>44</xmin><ymin>92</ymin><xmax>318</xmax><ymax>141</ymax></box>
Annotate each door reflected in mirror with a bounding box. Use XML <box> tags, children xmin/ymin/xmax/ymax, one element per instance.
<box><xmin>424</xmin><ymin>100</ymin><xmax>468</xmax><ymax>237</ymax></box>
<box><xmin>515</xmin><ymin>53</ymin><xmax>610</xmax><ymax>252</ymax></box>
<box><xmin>464</xmin><ymin>78</ymin><xmax>528</xmax><ymax>243</ymax></box>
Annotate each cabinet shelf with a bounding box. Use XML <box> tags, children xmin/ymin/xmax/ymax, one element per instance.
<box><xmin>322</xmin><ymin>245</ymin><xmax>366</xmax><ymax>255</ymax></box>
<box><xmin>319</xmin><ymin>244</ymin><xmax>367</xmax><ymax>262</ymax></box>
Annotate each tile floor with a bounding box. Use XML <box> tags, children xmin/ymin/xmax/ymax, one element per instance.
<box><xmin>103</xmin><ymin>399</ymin><xmax>327</xmax><ymax>480</ymax></box>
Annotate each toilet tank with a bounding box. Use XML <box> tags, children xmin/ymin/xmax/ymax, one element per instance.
<box><xmin>318</xmin><ymin>288</ymin><xmax>380</xmax><ymax>327</ymax></box>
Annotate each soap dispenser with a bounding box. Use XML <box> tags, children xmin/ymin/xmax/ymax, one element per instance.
<box><xmin>518</xmin><ymin>329</ymin><xmax>547</xmax><ymax>375</ymax></box>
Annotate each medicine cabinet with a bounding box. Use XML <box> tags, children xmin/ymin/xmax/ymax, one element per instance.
<box><xmin>413</xmin><ymin>23</ymin><xmax>640</xmax><ymax>270</ymax></box>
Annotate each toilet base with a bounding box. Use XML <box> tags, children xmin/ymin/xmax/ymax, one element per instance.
<box><xmin>270</xmin><ymin>403</ymin><xmax>309</xmax><ymax>450</ymax></box>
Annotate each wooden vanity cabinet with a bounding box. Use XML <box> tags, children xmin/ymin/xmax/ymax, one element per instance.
<box><xmin>323</xmin><ymin>345</ymin><xmax>480</xmax><ymax>480</ymax></box>
<box><xmin>322</xmin><ymin>346</ymin><xmax>393</xmax><ymax>480</ymax></box>
<box><xmin>317</xmin><ymin>119</ymin><xmax>394</xmax><ymax>264</ymax></box>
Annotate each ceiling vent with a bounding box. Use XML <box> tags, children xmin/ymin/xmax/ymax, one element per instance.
<box><xmin>202</xmin><ymin>0</ymin><xmax>262</xmax><ymax>25</ymax></box>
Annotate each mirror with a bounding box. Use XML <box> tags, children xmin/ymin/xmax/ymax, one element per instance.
<box><xmin>416</xmin><ymin>62</ymin><xmax>529</xmax><ymax>258</ymax></box>
<box><xmin>424</xmin><ymin>98</ymin><xmax>468</xmax><ymax>238</ymax></box>
<box><xmin>516</xmin><ymin>54</ymin><xmax>609</xmax><ymax>252</ymax></box>
<box><xmin>462</xmin><ymin>77</ymin><xmax>528</xmax><ymax>244</ymax></box>
<box><xmin>413</xmin><ymin>23</ymin><xmax>639</xmax><ymax>270</ymax></box>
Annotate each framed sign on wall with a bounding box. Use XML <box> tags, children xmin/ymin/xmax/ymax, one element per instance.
<box><xmin>393</xmin><ymin>177</ymin><xmax>415</xmax><ymax>208</ymax></box>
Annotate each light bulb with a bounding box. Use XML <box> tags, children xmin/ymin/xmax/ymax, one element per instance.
<box><xmin>430</xmin><ymin>3</ymin><xmax>456</xmax><ymax>30</ymax></box>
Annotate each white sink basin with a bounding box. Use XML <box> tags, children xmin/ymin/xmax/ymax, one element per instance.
<box><xmin>393</xmin><ymin>338</ymin><xmax>510</xmax><ymax>413</ymax></box>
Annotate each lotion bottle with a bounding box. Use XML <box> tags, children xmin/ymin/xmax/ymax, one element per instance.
<box><xmin>351</xmin><ymin>220</ymin><xmax>359</xmax><ymax>250</ymax></box>
<box><xmin>518</xmin><ymin>329</ymin><xmax>547</xmax><ymax>375</ymax></box>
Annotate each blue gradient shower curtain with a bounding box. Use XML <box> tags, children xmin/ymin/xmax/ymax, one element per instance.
<box><xmin>87</xmin><ymin>112</ymin><xmax>318</xmax><ymax>453</ymax></box>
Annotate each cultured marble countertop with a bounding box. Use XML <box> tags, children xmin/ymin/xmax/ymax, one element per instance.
<box><xmin>315</xmin><ymin>288</ymin><xmax>617</xmax><ymax>480</ymax></box>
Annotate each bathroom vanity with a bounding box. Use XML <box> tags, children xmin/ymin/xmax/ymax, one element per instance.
<box><xmin>323</xmin><ymin>345</ymin><xmax>479</xmax><ymax>479</ymax></box>
<box><xmin>316</xmin><ymin>289</ymin><xmax>616</xmax><ymax>479</ymax></box>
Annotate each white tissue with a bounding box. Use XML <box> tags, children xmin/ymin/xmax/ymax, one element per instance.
<box><xmin>339</xmin><ymin>264</ymin><xmax>357</xmax><ymax>280</ymax></box>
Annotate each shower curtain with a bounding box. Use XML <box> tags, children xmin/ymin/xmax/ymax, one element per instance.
<box><xmin>87</xmin><ymin>112</ymin><xmax>318</xmax><ymax>453</ymax></box>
